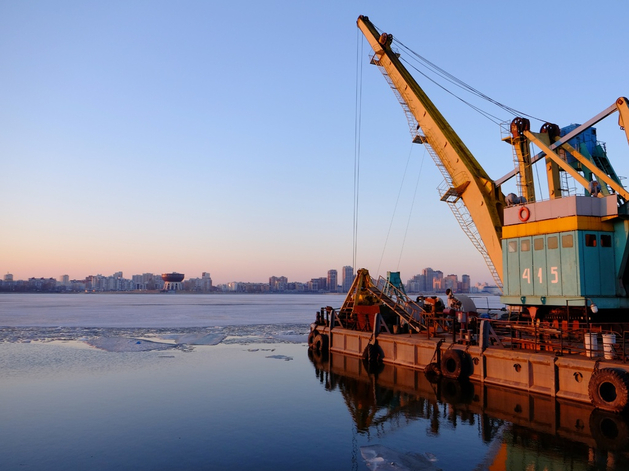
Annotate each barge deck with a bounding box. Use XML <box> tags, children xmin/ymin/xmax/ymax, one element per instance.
<box><xmin>308</xmin><ymin>269</ymin><xmax>629</xmax><ymax>414</ymax></box>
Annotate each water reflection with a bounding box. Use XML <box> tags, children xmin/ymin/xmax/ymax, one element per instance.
<box><xmin>309</xmin><ymin>350</ymin><xmax>629</xmax><ymax>470</ymax></box>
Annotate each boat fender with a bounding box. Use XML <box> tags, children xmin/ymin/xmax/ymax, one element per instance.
<box><xmin>588</xmin><ymin>368</ymin><xmax>629</xmax><ymax>413</ymax></box>
<box><xmin>312</xmin><ymin>333</ymin><xmax>329</xmax><ymax>354</ymax></box>
<box><xmin>307</xmin><ymin>331</ymin><xmax>316</xmax><ymax>347</ymax></box>
<box><xmin>440</xmin><ymin>349</ymin><xmax>471</xmax><ymax>380</ymax></box>
<box><xmin>518</xmin><ymin>206</ymin><xmax>530</xmax><ymax>222</ymax></box>
<box><xmin>589</xmin><ymin>409</ymin><xmax>629</xmax><ymax>451</ymax></box>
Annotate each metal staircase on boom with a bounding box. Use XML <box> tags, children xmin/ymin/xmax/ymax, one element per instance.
<box><xmin>374</xmin><ymin>62</ymin><xmax>503</xmax><ymax>290</ymax></box>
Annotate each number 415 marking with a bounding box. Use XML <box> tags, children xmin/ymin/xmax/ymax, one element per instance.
<box><xmin>522</xmin><ymin>267</ymin><xmax>559</xmax><ymax>284</ymax></box>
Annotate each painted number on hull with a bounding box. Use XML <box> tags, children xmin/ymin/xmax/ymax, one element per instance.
<box><xmin>522</xmin><ymin>267</ymin><xmax>559</xmax><ymax>284</ymax></box>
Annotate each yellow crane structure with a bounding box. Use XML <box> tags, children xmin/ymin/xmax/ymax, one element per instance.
<box><xmin>308</xmin><ymin>19</ymin><xmax>629</xmax><ymax>416</ymax></box>
<box><xmin>357</xmin><ymin>15</ymin><xmax>506</xmax><ymax>288</ymax></box>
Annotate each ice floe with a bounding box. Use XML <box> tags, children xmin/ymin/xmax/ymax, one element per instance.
<box><xmin>0</xmin><ymin>324</ymin><xmax>310</xmax><ymax>352</ymax></box>
<box><xmin>265</xmin><ymin>355</ymin><xmax>293</xmax><ymax>361</ymax></box>
<box><xmin>86</xmin><ymin>337</ymin><xmax>179</xmax><ymax>352</ymax></box>
<box><xmin>361</xmin><ymin>445</ymin><xmax>441</xmax><ymax>471</ymax></box>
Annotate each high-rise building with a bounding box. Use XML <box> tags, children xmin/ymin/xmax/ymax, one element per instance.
<box><xmin>406</xmin><ymin>273</ymin><xmax>426</xmax><ymax>293</ymax></box>
<box><xmin>201</xmin><ymin>272</ymin><xmax>213</xmax><ymax>291</ymax></box>
<box><xmin>308</xmin><ymin>279</ymin><xmax>320</xmax><ymax>291</ymax></box>
<box><xmin>444</xmin><ymin>274</ymin><xmax>458</xmax><ymax>292</ymax></box>
<box><xmin>269</xmin><ymin>276</ymin><xmax>288</xmax><ymax>292</ymax></box>
<box><xmin>432</xmin><ymin>270</ymin><xmax>444</xmax><ymax>292</ymax></box>
<box><xmin>342</xmin><ymin>266</ymin><xmax>354</xmax><ymax>292</ymax></box>
<box><xmin>422</xmin><ymin>268</ymin><xmax>435</xmax><ymax>292</ymax></box>
<box><xmin>461</xmin><ymin>274</ymin><xmax>470</xmax><ymax>292</ymax></box>
<box><xmin>327</xmin><ymin>269</ymin><xmax>338</xmax><ymax>292</ymax></box>
<box><xmin>132</xmin><ymin>274</ymin><xmax>146</xmax><ymax>290</ymax></box>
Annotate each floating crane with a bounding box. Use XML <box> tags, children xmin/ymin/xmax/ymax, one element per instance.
<box><xmin>357</xmin><ymin>15</ymin><xmax>629</xmax><ymax>321</ymax></box>
<box><xmin>357</xmin><ymin>16</ymin><xmax>505</xmax><ymax>290</ymax></box>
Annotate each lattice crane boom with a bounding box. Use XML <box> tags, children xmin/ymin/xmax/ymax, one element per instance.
<box><xmin>357</xmin><ymin>15</ymin><xmax>506</xmax><ymax>286</ymax></box>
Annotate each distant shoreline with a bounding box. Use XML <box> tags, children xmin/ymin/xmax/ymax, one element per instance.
<box><xmin>0</xmin><ymin>291</ymin><xmax>348</xmax><ymax>295</ymax></box>
<box><xmin>0</xmin><ymin>290</ymin><xmax>499</xmax><ymax>296</ymax></box>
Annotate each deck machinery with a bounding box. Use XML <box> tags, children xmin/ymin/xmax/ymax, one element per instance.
<box><xmin>356</xmin><ymin>15</ymin><xmax>629</xmax><ymax>323</ymax></box>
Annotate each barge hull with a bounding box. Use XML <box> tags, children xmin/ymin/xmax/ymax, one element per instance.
<box><xmin>314</xmin><ymin>325</ymin><xmax>629</xmax><ymax>409</ymax></box>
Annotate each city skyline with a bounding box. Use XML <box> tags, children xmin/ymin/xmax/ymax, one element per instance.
<box><xmin>2</xmin><ymin>265</ymin><xmax>487</xmax><ymax>294</ymax></box>
<box><xmin>2</xmin><ymin>3</ymin><xmax>626</xmax><ymax>288</ymax></box>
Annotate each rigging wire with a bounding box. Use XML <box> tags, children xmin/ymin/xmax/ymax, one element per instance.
<box><xmin>397</xmin><ymin>146</ymin><xmax>426</xmax><ymax>270</ymax></box>
<box><xmin>376</xmin><ymin>142</ymin><xmax>414</xmax><ymax>277</ymax></box>
<box><xmin>393</xmin><ymin>38</ymin><xmax>548</xmax><ymax>124</ymax></box>
<box><xmin>400</xmin><ymin>57</ymin><xmax>505</xmax><ymax>126</ymax></box>
<box><xmin>534</xmin><ymin>158</ymin><xmax>545</xmax><ymax>201</ymax></box>
<box><xmin>353</xmin><ymin>28</ymin><xmax>364</xmax><ymax>272</ymax></box>
<box><xmin>358</xmin><ymin>22</ymin><xmax>550</xmax><ymax>279</ymax></box>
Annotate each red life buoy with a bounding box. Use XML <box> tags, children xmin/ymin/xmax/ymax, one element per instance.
<box><xmin>518</xmin><ymin>206</ymin><xmax>530</xmax><ymax>222</ymax></box>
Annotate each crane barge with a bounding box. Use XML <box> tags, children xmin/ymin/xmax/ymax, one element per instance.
<box><xmin>308</xmin><ymin>15</ymin><xmax>629</xmax><ymax>414</ymax></box>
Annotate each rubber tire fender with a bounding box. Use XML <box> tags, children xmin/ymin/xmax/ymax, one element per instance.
<box><xmin>361</xmin><ymin>343</ymin><xmax>385</xmax><ymax>375</ymax></box>
<box><xmin>588</xmin><ymin>368</ymin><xmax>629</xmax><ymax>413</ymax></box>
<box><xmin>312</xmin><ymin>333</ymin><xmax>329</xmax><ymax>354</ymax></box>
<box><xmin>440</xmin><ymin>349</ymin><xmax>471</xmax><ymax>380</ymax></box>
<box><xmin>307</xmin><ymin>331</ymin><xmax>316</xmax><ymax>347</ymax></box>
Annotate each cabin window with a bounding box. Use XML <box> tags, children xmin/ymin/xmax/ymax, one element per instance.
<box><xmin>562</xmin><ymin>234</ymin><xmax>573</xmax><ymax>248</ymax></box>
<box><xmin>521</xmin><ymin>240</ymin><xmax>530</xmax><ymax>252</ymax></box>
<box><xmin>508</xmin><ymin>241</ymin><xmax>517</xmax><ymax>253</ymax></box>
<box><xmin>547</xmin><ymin>236</ymin><xmax>558</xmax><ymax>250</ymax></box>
<box><xmin>534</xmin><ymin>238</ymin><xmax>544</xmax><ymax>251</ymax></box>
<box><xmin>601</xmin><ymin>234</ymin><xmax>612</xmax><ymax>248</ymax></box>
<box><xmin>585</xmin><ymin>234</ymin><xmax>597</xmax><ymax>247</ymax></box>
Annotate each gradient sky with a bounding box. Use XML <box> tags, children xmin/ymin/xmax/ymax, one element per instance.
<box><xmin>1</xmin><ymin>1</ymin><xmax>628</xmax><ymax>285</ymax></box>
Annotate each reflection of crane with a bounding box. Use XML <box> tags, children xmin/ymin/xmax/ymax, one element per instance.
<box><xmin>357</xmin><ymin>15</ymin><xmax>629</xmax><ymax>319</ymax></box>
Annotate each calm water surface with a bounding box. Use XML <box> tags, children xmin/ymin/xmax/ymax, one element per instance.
<box><xmin>0</xmin><ymin>294</ymin><xmax>627</xmax><ymax>470</ymax></box>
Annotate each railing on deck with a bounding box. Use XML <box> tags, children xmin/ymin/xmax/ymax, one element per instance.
<box><xmin>451</xmin><ymin>318</ymin><xmax>628</xmax><ymax>362</ymax></box>
<box><xmin>315</xmin><ymin>305</ymin><xmax>628</xmax><ymax>363</ymax></box>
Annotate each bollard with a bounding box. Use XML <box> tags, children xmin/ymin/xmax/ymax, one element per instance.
<box><xmin>480</xmin><ymin>319</ymin><xmax>490</xmax><ymax>351</ymax></box>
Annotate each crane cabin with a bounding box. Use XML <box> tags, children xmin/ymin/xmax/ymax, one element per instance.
<box><xmin>500</xmin><ymin>107</ymin><xmax>629</xmax><ymax>320</ymax></box>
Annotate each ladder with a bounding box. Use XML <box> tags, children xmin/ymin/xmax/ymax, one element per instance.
<box><xmin>373</xmin><ymin>276</ymin><xmax>427</xmax><ymax>332</ymax></box>
<box><xmin>375</xmin><ymin>62</ymin><xmax>503</xmax><ymax>291</ymax></box>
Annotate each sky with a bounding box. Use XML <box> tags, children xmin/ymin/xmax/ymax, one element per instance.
<box><xmin>1</xmin><ymin>1</ymin><xmax>628</xmax><ymax>286</ymax></box>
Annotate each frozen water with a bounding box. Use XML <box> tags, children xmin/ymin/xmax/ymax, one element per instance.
<box><xmin>171</xmin><ymin>332</ymin><xmax>226</xmax><ymax>345</ymax></box>
<box><xmin>0</xmin><ymin>293</ymin><xmax>343</xmax><ymax>327</ymax></box>
<box><xmin>0</xmin><ymin>324</ymin><xmax>311</xmax><ymax>350</ymax></box>
<box><xmin>265</xmin><ymin>354</ymin><xmax>293</xmax><ymax>361</ymax></box>
<box><xmin>85</xmin><ymin>337</ymin><xmax>181</xmax><ymax>352</ymax></box>
<box><xmin>361</xmin><ymin>445</ymin><xmax>441</xmax><ymax>471</ymax></box>
<box><xmin>0</xmin><ymin>293</ymin><xmax>336</xmax><ymax>349</ymax></box>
